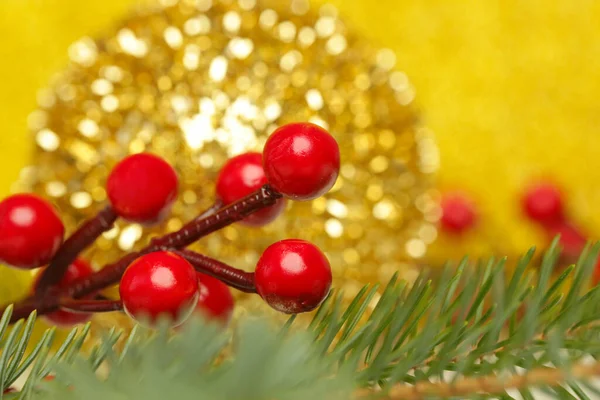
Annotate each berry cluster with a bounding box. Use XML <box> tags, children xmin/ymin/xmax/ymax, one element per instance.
<box><xmin>522</xmin><ymin>182</ymin><xmax>590</xmax><ymax>262</ymax></box>
<box><xmin>440</xmin><ymin>183</ymin><xmax>582</xmax><ymax>245</ymax></box>
<box><xmin>0</xmin><ymin>122</ymin><xmax>340</xmax><ymax>327</ymax></box>
<box><xmin>439</xmin><ymin>182</ymin><xmax>600</xmax><ymax>282</ymax></box>
<box><xmin>522</xmin><ymin>183</ymin><xmax>600</xmax><ymax>284</ymax></box>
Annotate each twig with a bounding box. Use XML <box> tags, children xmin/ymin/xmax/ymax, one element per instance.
<box><xmin>174</xmin><ymin>249</ymin><xmax>256</xmax><ymax>293</ymax></box>
<box><xmin>35</xmin><ymin>206</ymin><xmax>118</xmax><ymax>298</ymax></box>
<box><xmin>60</xmin><ymin>299</ymin><xmax>123</xmax><ymax>313</ymax></box>
<box><xmin>66</xmin><ymin>185</ymin><xmax>278</xmax><ymax>299</ymax></box>
<box><xmin>5</xmin><ymin>187</ymin><xmax>280</xmax><ymax>322</ymax></box>
<box><xmin>355</xmin><ymin>361</ymin><xmax>600</xmax><ymax>399</ymax></box>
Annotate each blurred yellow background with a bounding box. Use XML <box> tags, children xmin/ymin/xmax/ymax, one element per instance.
<box><xmin>1</xmin><ymin>0</ymin><xmax>600</xmax><ymax>262</ymax></box>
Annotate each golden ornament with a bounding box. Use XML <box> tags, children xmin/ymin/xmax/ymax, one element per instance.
<box><xmin>16</xmin><ymin>0</ymin><xmax>437</xmax><ymax>318</ymax></box>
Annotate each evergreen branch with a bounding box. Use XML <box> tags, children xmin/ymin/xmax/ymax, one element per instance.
<box><xmin>0</xmin><ymin>306</ymin><xmax>108</xmax><ymax>396</ymax></box>
<box><xmin>299</xmin><ymin>240</ymin><xmax>600</xmax><ymax>398</ymax></box>
<box><xmin>38</xmin><ymin>318</ymin><xmax>352</xmax><ymax>400</ymax></box>
<box><xmin>3</xmin><ymin>240</ymin><xmax>600</xmax><ymax>399</ymax></box>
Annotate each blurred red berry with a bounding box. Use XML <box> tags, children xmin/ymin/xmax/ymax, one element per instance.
<box><xmin>33</xmin><ymin>259</ymin><xmax>95</xmax><ymax>327</ymax></box>
<box><xmin>522</xmin><ymin>182</ymin><xmax>564</xmax><ymax>224</ymax></box>
<box><xmin>440</xmin><ymin>193</ymin><xmax>477</xmax><ymax>234</ymax></box>
<box><xmin>194</xmin><ymin>273</ymin><xmax>235</xmax><ymax>324</ymax></box>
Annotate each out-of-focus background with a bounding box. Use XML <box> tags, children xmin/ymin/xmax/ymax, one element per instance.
<box><xmin>1</xmin><ymin>0</ymin><xmax>600</xmax><ymax>302</ymax></box>
<box><xmin>2</xmin><ymin>0</ymin><xmax>600</xmax><ymax>258</ymax></box>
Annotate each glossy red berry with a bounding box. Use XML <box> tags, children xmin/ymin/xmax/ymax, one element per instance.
<box><xmin>119</xmin><ymin>251</ymin><xmax>199</xmax><ymax>327</ymax></box>
<box><xmin>522</xmin><ymin>183</ymin><xmax>563</xmax><ymax>224</ymax></box>
<box><xmin>0</xmin><ymin>194</ymin><xmax>64</xmax><ymax>269</ymax></box>
<box><xmin>440</xmin><ymin>193</ymin><xmax>477</xmax><ymax>234</ymax></box>
<box><xmin>33</xmin><ymin>259</ymin><xmax>95</xmax><ymax>327</ymax></box>
<box><xmin>216</xmin><ymin>152</ymin><xmax>286</xmax><ymax>226</ymax></box>
<box><xmin>107</xmin><ymin>153</ymin><xmax>178</xmax><ymax>224</ymax></box>
<box><xmin>193</xmin><ymin>273</ymin><xmax>235</xmax><ymax>324</ymax></box>
<box><xmin>255</xmin><ymin>239</ymin><xmax>332</xmax><ymax>314</ymax></box>
<box><xmin>263</xmin><ymin>123</ymin><xmax>340</xmax><ymax>201</ymax></box>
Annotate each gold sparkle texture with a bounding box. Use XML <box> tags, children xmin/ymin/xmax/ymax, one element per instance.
<box><xmin>19</xmin><ymin>0</ymin><xmax>436</xmax><ymax>313</ymax></box>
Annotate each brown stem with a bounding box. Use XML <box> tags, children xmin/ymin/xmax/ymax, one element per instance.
<box><xmin>355</xmin><ymin>361</ymin><xmax>600</xmax><ymax>399</ymax></box>
<box><xmin>94</xmin><ymin>293</ymin><xmax>116</xmax><ymax>302</ymax></box>
<box><xmin>5</xmin><ymin>187</ymin><xmax>279</xmax><ymax>322</ymax></box>
<box><xmin>150</xmin><ymin>186</ymin><xmax>280</xmax><ymax>250</ymax></box>
<box><xmin>35</xmin><ymin>206</ymin><xmax>118</xmax><ymax>299</ymax></box>
<box><xmin>174</xmin><ymin>249</ymin><xmax>256</xmax><ymax>293</ymax></box>
<box><xmin>60</xmin><ymin>299</ymin><xmax>123</xmax><ymax>313</ymax></box>
<box><xmin>195</xmin><ymin>199</ymin><xmax>224</xmax><ymax>219</ymax></box>
<box><xmin>65</xmin><ymin>186</ymin><xmax>279</xmax><ymax>298</ymax></box>
<box><xmin>4</xmin><ymin>289</ymin><xmax>128</xmax><ymax>324</ymax></box>
<box><xmin>66</xmin><ymin>252</ymin><xmax>141</xmax><ymax>299</ymax></box>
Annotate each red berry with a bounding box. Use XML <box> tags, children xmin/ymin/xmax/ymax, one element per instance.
<box><xmin>39</xmin><ymin>375</ymin><xmax>73</xmax><ymax>391</ymax></box>
<box><xmin>263</xmin><ymin>123</ymin><xmax>340</xmax><ymax>201</ymax></box>
<box><xmin>107</xmin><ymin>153</ymin><xmax>178</xmax><ymax>224</ymax></box>
<box><xmin>440</xmin><ymin>193</ymin><xmax>477</xmax><ymax>234</ymax></box>
<box><xmin>193</xmin><ymin>273</ymin><xmax>235</xmax><ymax>324</ymax></box>
<box><xmin>544</xmin><ymin>221</ymin><xmax>587</xmax><ymax>258</ymax></box>
<box><xmin>33</xmin><ymin>259</ymin><xmax>95</xmax><ymax>327</ymax></box>
<box><xmin>119</xmin><ymin>251</ymin><xmax>199</xmax><ymax>327</ymax></box>
<box><xmin>255</xmin><ymin>239</ymin><xmax>332</xmax><ymax>314</ymax></box>
<box><xmin>522</xmin><ymin>183</ymin><xmax>563</xmax><ymax>224</ymax></box>
<box><xmin>0</xmin><ymin>194</ymin><xmax>64</xmax><ymax>269</ymax></box>
<box><xmin>594</xmin><ymin>257</ymin><xmax>600</xmax><ymax>286</ymax></box>
<box><xmin>216</xmin><ymin>152</ymin><xmax>286</xmax><ymax>226</ymax></box>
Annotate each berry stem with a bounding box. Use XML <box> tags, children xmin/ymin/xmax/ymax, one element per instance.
<box><xmin>4</xmin><ymin>186</ymin><xmax>279</xmax><ymax>322</ymax></box>
<box><xmin>174</xmin><ymin>249</ymin><xmax>256</xmax><ymax>293</ymax></box>
<box><xmin>196</xmin><ymin>199</ymin><xmax>224</xmax><ymax>219</ymax></box>
<box><xmin>66</xmin><ymin>252</ymin><xmax>141</xmax><ymax>298</ymax></box>
<box><xmin>65</xmin><ymin>186</ymin><xmax>279</xmax><ymax>298</ymax></box>
<box><xmin>60</xmin><ymin>299</ymin><xmax>123</xmax><ymax>313</ymax></box>
<box><xmin>151</xmin><ymin>185</ymin><xmax>280</xmax><ymax>249</ymax></box>
<box><xmin>35</xmin><ymin>206</ymin><xmax>118</xmax><ymax>299</ymax></box>
<box><xmin>2</xmin><ymin>294</ymin><xmax>116</xmax><ymax>323</ymax></box>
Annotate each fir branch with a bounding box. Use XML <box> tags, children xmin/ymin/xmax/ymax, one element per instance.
<box><xmin>0</xmin><ymin>306</ymin><xmax>104</xmax><ymax>397</ymax></box>
<box><xmin>298</xmin><ymin>240</ymin><xmax>600</xmax><ymax>398</ymax></box>
<box><xmin>38</xmin><ymin>319</ymin><xmax>352</xmax><ymax>400</ymax></box>
<box><xmin>3</xmin><ymin>240</ymin><xmax>600</xmax><ymax>399</ymax></box>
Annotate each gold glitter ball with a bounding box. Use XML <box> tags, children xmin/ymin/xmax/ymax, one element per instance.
<box><xmin>20</xmin><ymin>0</ymin><xmax>437</xmax><ymax>316</ymax></box>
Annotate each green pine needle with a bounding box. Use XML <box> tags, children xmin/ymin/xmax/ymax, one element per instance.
<box><xmin>2</xmin><ymin>240</ymin><xmax>600</xmax><ymax>399</ymax></box>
